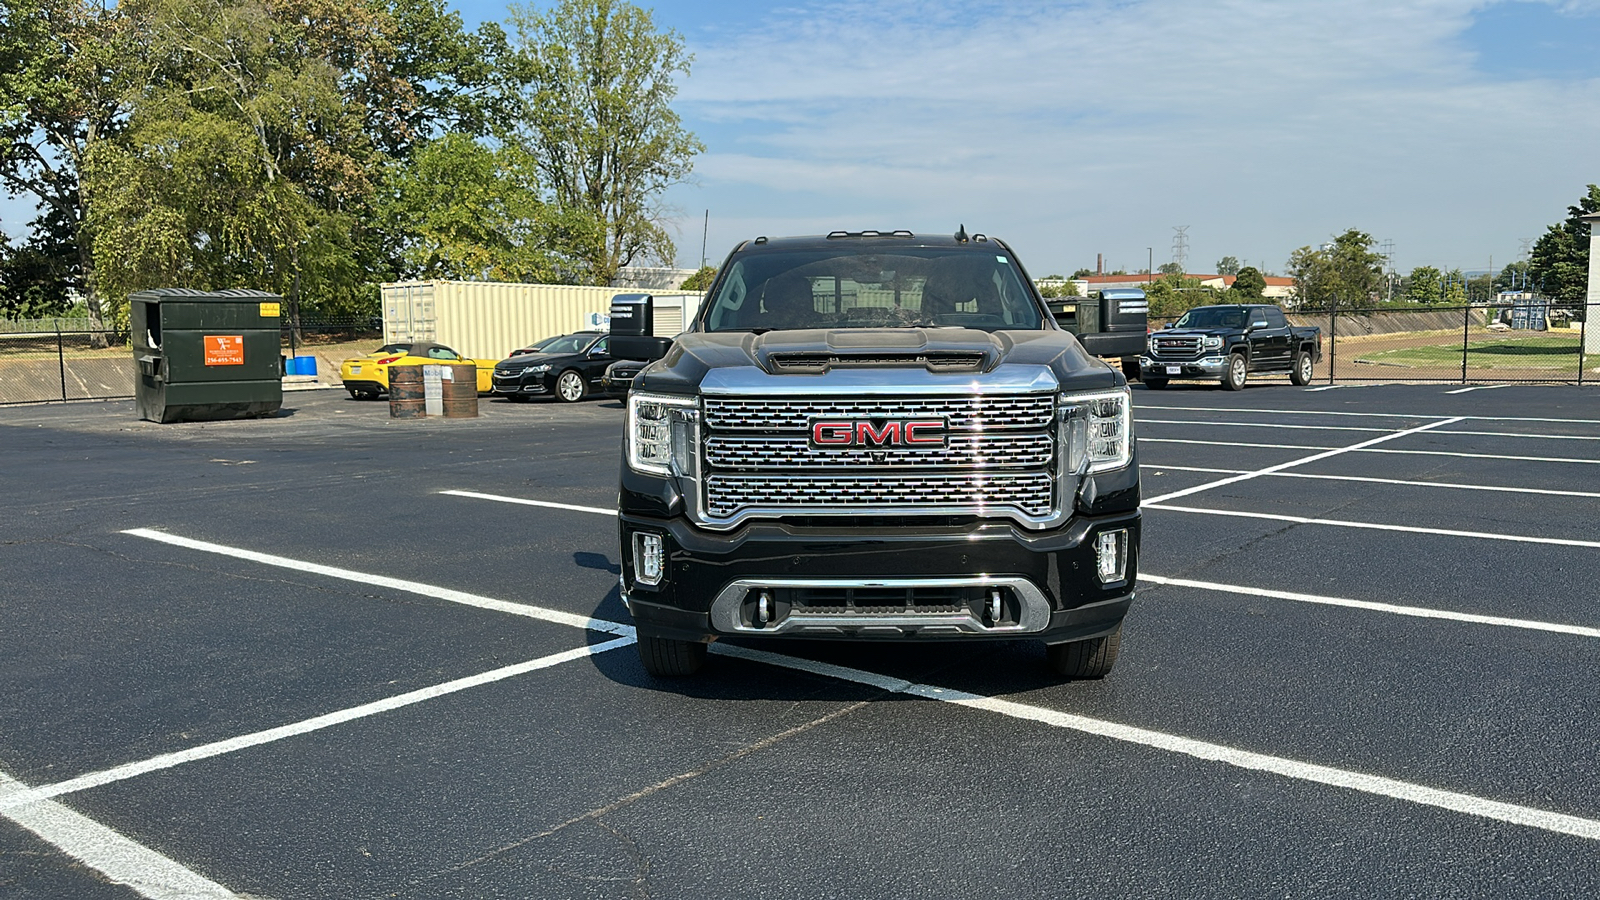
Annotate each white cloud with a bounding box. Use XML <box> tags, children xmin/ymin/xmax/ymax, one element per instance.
<box><xmin>664</xmin><ymin>0</ymin><xmax>1600</xmax><ymax>274</ymax></box>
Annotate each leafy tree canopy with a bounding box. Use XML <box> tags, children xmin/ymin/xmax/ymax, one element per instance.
<box><xmin>1287</xmin><ymin>228</ymin><xmax>1384</xmax><ymax>310</ymax></box>
<box><xmin>1215</xmin><ymin>255</ymin><xmax>1241</xmax><ymax>277</ymax></box>
<box><xmin>1529</xmin><ymin>184</ymin><xmax>1599</xmax><ymax>304</ymax></box>
<box><xmin>502</xmin><ymin>0</ymin><xmax>703</xmax><ymax>285</ymax></box>
<box><xmin>679</xmin><ymin>265</ymin><xmax>715</xmax><ymax>291</ymax></box>
<box><xmin>1230</xmin><ymin>266</ymin><xmax>1265</xmax><ymax>299</ymax></box>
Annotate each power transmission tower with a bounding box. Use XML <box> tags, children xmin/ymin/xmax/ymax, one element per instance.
<box><xmin>1171</xmin><ymin>226</ymin><xmax>1189</xmax><ymax>273</ymax></box>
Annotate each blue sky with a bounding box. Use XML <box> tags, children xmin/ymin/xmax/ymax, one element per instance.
<box><xmin>6</xmin><ymin>1</ymin><xmax>1596</xmax><ymax>280</ymax></box>
<box><xmin>464</xmin><ymin>0</ymin><xmax>1600</xmax><ymax>277</ymax></box>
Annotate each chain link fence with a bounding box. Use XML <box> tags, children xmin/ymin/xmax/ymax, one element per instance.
<box><xmin>0</xmin><ymin>317</ymin><xmax>384</xmax><ymax>405</ymax></box>
<box><xmin>1151</xmin><ymin>303</ymin><xmax>1592</xmax><ymax>384</ymax></box>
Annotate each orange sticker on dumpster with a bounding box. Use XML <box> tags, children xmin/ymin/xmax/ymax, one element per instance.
<box><xmin>204</xmin><ymin>335</ymin><xmax>245</xmax><ymax>365</ymax></box>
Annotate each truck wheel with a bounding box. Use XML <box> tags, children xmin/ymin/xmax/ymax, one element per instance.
<box><xmin>1290</xmin><ymin>350</ymin><xmax>1313</xmax><ymax>386</ymax></box>
<box><xmin>637</xmin><ymin>635</ymin><xmax>707</xmax><ymax>677</ymax></box>
<box><xmin>1224</xmin><ymin>354</ymin><xmax>1248</xmax><ymax>391</ymax></box>
<box><xmin>1046</xmin><ymin>626</ymin><xmax>1121</xmax><ymax>679</ymax></box>
<box><xmin>1143</xmin><ymin>377</ymin><xmax>1167</xmax><ymax>390</ymax></box>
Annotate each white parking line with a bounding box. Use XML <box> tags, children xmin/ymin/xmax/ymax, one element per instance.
<box><xmin>111</xmin><ymin>529</ymin><xmax>1600</xmax><ymax>844</ymax></box>
<box><xmin>440</xmin><ymin>490</ymin><xmax>616</xmax><ymax>517</ymax></box>
<box><xmin>714</xmin><ymin>644</ymin><xmax>1600</xmax><ymax>842</ymax></box>
<box><xmin>1140</xmin><ymin>574</ymin><xmax>1600</xmax><ymax>639</ymax></box>
<box><xmin>122</xmin><ymin>528</ymin><xmax>627</xmax><ymax>636</ymax></box>
<box><xmin>1142</xmin><ymin>439</ymin><xmax>1600</xmax><ymax>467</ymax></box>
<box><xmin>1142</xmin><ymin>438</ymin><xmax>1340</xmax><ymax>451</ymax></box>
<box><xmin>1135</xmin><ymin>405</ymin><xmax>1600</xmax><ymax>426</ymax></box>
<box><xmin>1</xmin><ymin>771</ymin><xmax>240</xmax><ymax>899</ymax></box>
<box><xmin>1141</xmin><ymin>465</ymin><xmax>1600</xmax><ymax>500</ymax></box>
<box><xmin>1446</xmin><ymin>385</ymin><xmax>1509</xmax><ymax>394</ymax></box>
<box><xmin>0</xmin><ymin>638</ymin><xmax>635</xmax><ymax>815</ymax></box>
<box><xmin>1141</xmin><ymin>420</ymin><xmax>1600</xmax><ymax>442</ymax></box>
<box><xmin>1139</xmin><ymin>419</ymin><xmax>1392</xmax><ymax>433</ymax></box>
<box><xmin>1146</xmin><ymin>504</ymin><xmax>1600</xmax><ymax>549</ymax></box>
<box><xmin>1143</xmin><ymin>417</ymin><xmax>1463</xmax><ymax>505</ymax></box>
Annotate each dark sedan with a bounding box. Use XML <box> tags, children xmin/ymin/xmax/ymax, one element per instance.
<box><xmin>491</xmin><ymin>332</ymin><xmax>612</xmax><ymax>402</ymax></box>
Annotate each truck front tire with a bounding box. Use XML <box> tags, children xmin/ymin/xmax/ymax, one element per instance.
<box><xmin>637</xmin><ymin>634</ymin><xmax>707</xmax><ymax>677</ymax></box>
<box><xmin>1046</xmin><ymin>626</ymin><xmax>1121</xmax><ymax>679</ymax></box>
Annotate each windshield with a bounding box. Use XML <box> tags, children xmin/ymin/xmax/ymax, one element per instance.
<box><xmin>702</xmin><ymin>248</ymin><xmax>1044</xmax><ymax>332</ymax></box>
<box><xmin>536</xmin><ymin>334</ymin><xmax>597</xmax><ymax>355</ymax></box>
<box><xmin>1173</xmin><ymin>307</ymin><xmax>1247</xmax><ymax>329</ymax></box>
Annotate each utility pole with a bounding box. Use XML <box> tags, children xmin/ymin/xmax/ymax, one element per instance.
<box><xmin>700</xmin><ymin>210</ymin><xmax>709</xmax><ymax>271</ymax></box>
<box><xmin>1146</xmin><ymin>248</ymin><xmax>1152</xmax><ymax>282</ymax></box>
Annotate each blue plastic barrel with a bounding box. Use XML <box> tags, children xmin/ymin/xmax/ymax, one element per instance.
<box><xmin>292</xmin><ymin>355</ymin><xmax>317</xmax><ymax>376</ymax></box>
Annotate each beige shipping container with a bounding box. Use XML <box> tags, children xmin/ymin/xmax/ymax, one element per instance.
<box><xmin>380</xmin><ymin>280</ymin><xmax>703</xmax><ymax>361</ymax></box>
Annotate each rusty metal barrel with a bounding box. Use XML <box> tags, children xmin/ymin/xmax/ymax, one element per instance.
<box><xmin>440</xmin><ymin>362</ymin><xmax>479</xmax><ymax>418</ymax></box>
<box><xmin>388</xmin><ymin>364</ymin><xmax>426</xmax><ymax>418</ymax></box>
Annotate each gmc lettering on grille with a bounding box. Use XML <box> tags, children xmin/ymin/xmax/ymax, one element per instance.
<box><xmin>808</xmin><ymin>418</ymin><xmax>948</xmax><ymax>448</ymax></box>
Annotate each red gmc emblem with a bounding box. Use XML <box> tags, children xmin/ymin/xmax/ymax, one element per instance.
<box><xmin>808</xmin><ymin>417</ymin><xmax>947</xmax><ymax>448</ymax></box>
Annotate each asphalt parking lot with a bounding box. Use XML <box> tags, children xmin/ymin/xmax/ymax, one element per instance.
<box><xmin>3</xmin><ymin>381</ymin><xmax>1599</xmax><ymax>899</ymax></box>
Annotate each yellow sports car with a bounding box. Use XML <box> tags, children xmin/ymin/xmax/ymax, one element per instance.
<box><xmin>339</xmin><ymin>341</ymin><xmax>494</xmax><ymax>399</ymax></box>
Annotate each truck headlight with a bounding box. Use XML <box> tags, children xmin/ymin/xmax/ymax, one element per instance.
<box><xmin>627</xmin><ymin>391</ymin><xmax>699</xmax><ymax>477</ymax></box>
<box><xmin>1202</xmin><ymin>335</ymin><xmax>1223</xmax><ymax>350</ymax></box>
<box><xmin>1062</xmin><ymin>388</ymin><xmax>1132</xmax><ymax>474</ymax></box>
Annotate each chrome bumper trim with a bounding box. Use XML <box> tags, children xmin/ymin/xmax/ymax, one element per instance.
<box><xmin>708</xmin><ymin>576</ymin><xmax>1052</xmax><ymax>636</ymax></box>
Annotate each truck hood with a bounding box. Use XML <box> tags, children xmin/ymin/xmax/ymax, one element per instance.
<box><xmin>633</xmin><ymin>328</ymin><xmax>1121</xmax><ymax>395</ymax></box>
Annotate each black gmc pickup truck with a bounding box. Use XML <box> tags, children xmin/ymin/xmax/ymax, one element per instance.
<box><xmin>610</xmin><ymin>229</ymin><xmax>1139</xmax><ymax>679</ymax></box>
<box><xmin>1140</xmin><ymin>303</ymin><xmax>1321</xmax><ymax>390</ymax></box>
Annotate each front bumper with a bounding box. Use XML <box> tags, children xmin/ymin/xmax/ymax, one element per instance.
<box><xmin>1141</xmin><ymin>355</ymin><xmax>1227</xmax><ymax>379</ymax></box>
<box><xmin>491</xmin><ymin>372</ymin><xmax>550</xmax><ymax>395</ymax></box>
<box><xmin>619</xmin><ymin>511</ymin><xmax>1138</xmax><ymax>646</ymax></box>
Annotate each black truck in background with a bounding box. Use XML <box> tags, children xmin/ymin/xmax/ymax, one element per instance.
<box><xmin>1140</xmin><ymin>303</ymin><xmax>1322</xmax><ymax>390</ymax></box>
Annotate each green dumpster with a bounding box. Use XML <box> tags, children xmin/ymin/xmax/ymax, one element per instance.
<box><xmin>130</xmin><ymin>288</ymin><xmax>285</xmax><ymax>423</ymax></box>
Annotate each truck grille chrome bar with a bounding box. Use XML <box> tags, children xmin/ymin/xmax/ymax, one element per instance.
<box><xmin>1149</xmin><ymin>335</ymin><xmax>1203</xmax><ymax>359</ymax></box>
<box><xmin>693</xmin><ymin>388</ymin><xmax>1065</xmax><ymax>529</ymax></box>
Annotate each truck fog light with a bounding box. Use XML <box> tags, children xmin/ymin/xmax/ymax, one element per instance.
<box><xmin>634</xmin><ymin>532</ymin><xmax>666</xmax><ymax>586</ymax></box>
<box><xmin>1096</xmin><ymin>529</ymin><xmax>1127</xmax><ymax>583</ymax></box>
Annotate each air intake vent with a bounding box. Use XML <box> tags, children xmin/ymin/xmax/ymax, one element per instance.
<box><xmin>768</xmin><ymin>352</ymin><xmax>985</xmax><ymax>374</ymax></box>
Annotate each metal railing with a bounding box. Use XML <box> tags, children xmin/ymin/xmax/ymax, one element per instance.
<box><xmin>1151</xmin><ymin>303</ymin><xmax>1591</xmax><ymax>385</ymax></box>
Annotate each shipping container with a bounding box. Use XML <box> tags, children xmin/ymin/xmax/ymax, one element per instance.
<box><xmin>379</xmin><ymin>280</ymin><xmax>703</xmax><ymax>362</ymax></box>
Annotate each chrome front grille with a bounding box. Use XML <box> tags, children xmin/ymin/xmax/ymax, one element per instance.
<box><xmin>1150</xmin><ymin>335</ymin><xmax>1203</xmax><ymax>359</ymax></box>
<box><xmin>705</xmin><ymin>432</ymin><xmax>1053</xmax><ymax>469</ymax></box>
<box><xmin>702</xmin><ymin>395</ymin><xmax>1053</xmax><ymax>431</ymax></box>
<box><xmin>704</xmin><ymin>472</ymin><xmax>1055</xmax><ymax>519</ymax></box>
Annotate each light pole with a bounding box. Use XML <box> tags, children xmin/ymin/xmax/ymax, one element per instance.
<box><xmin>1147</xmin><ymin>248</ymin><xmax>1153</xmax><ymax>282</ymax></box>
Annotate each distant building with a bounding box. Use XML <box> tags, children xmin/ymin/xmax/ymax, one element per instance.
<box><xmin>612</xmin><ymin>266</ymin><xmax>699</xmax><ymax>291</ymax></box>
<box><xmin>1070</xmin><ymin>273</ymin><xmax>1293</xmax><ymax>300</ymax></box>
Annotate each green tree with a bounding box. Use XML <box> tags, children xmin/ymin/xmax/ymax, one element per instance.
<box><xmin>1529</xmin><ymin>184</ymin><xmax>1600</xmax><ymax>304</ymax></box>
<box><xmin>0</xmin><ymin>0</ymin><xmax>136</xmax><ymax>340</ymax></box>
<box><xmin>1215</xmin><ymin>255</ymin><xmax>1241</xmax><ymax>277</ymax></box>
<box><xmin>1229</xmin><ymin>265</ymin><xmax>1266</xmax><ymax>299</ymax></box>
<box><xmin>1288</xmin><ymin>229</ymin><xmax>1383</xmax><ymax>311</ymax></box>
<box><xmin>82</xmin><ymin>0</ymin><xmax>403</xmax><ymax>323</ymax></box>
<box><xmin>679</xmin><ymin>265</ymin><xmax>715</xmax><ymax>291</ymax></box>
<box><xmin>1070</xmin><ymin>267</ymin><xmax>1093</xmax><ymax>279</ymax></box>
<box><xmin>503</xmin><ymin>0</ymin><xmax>702</xmax><ymax>285</ymax></box>
<box><xmin>1443</xmin><ymin>268</ymin><xmax>1469</xmax><ymax>304</ymax></box>
<box><xmin>1157</xmin><ymin>261</ymin><xmax>1184</xmax><ymax>276</ymax></box>
<box><xmin>1404</xmin><ymin>266</ymin><xmax>1443</xmax><ymax>304</ymax></box>
<box><xmin>377</xmin><ymin>132</ymin><xmax>599</xmax><ymax>283</ymax></box>
<box><xmin>1144</xmin><ymin>272</ymin><xmax>1218</xmax><ymax>317</ymax></box>
<box><xmin>1494</xmin><ymin>260</ymin><xmax>1532</xmax><ymax>293</ymax></box>
<box><xmin>1037</xmin><ymin>279</ymin><xmax>1080</xmax><ymax>298</ymax></box>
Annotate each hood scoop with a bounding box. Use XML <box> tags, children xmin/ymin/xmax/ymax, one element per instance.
<box><xmin>753</xmin><ymin>328</ymin><xmax>1004</xmax><ymax>375</ymax></box>
<box><xmin>768</xmin><ymin>351</ymin><xmax>986</xmax><ymax>374</ymax></box>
